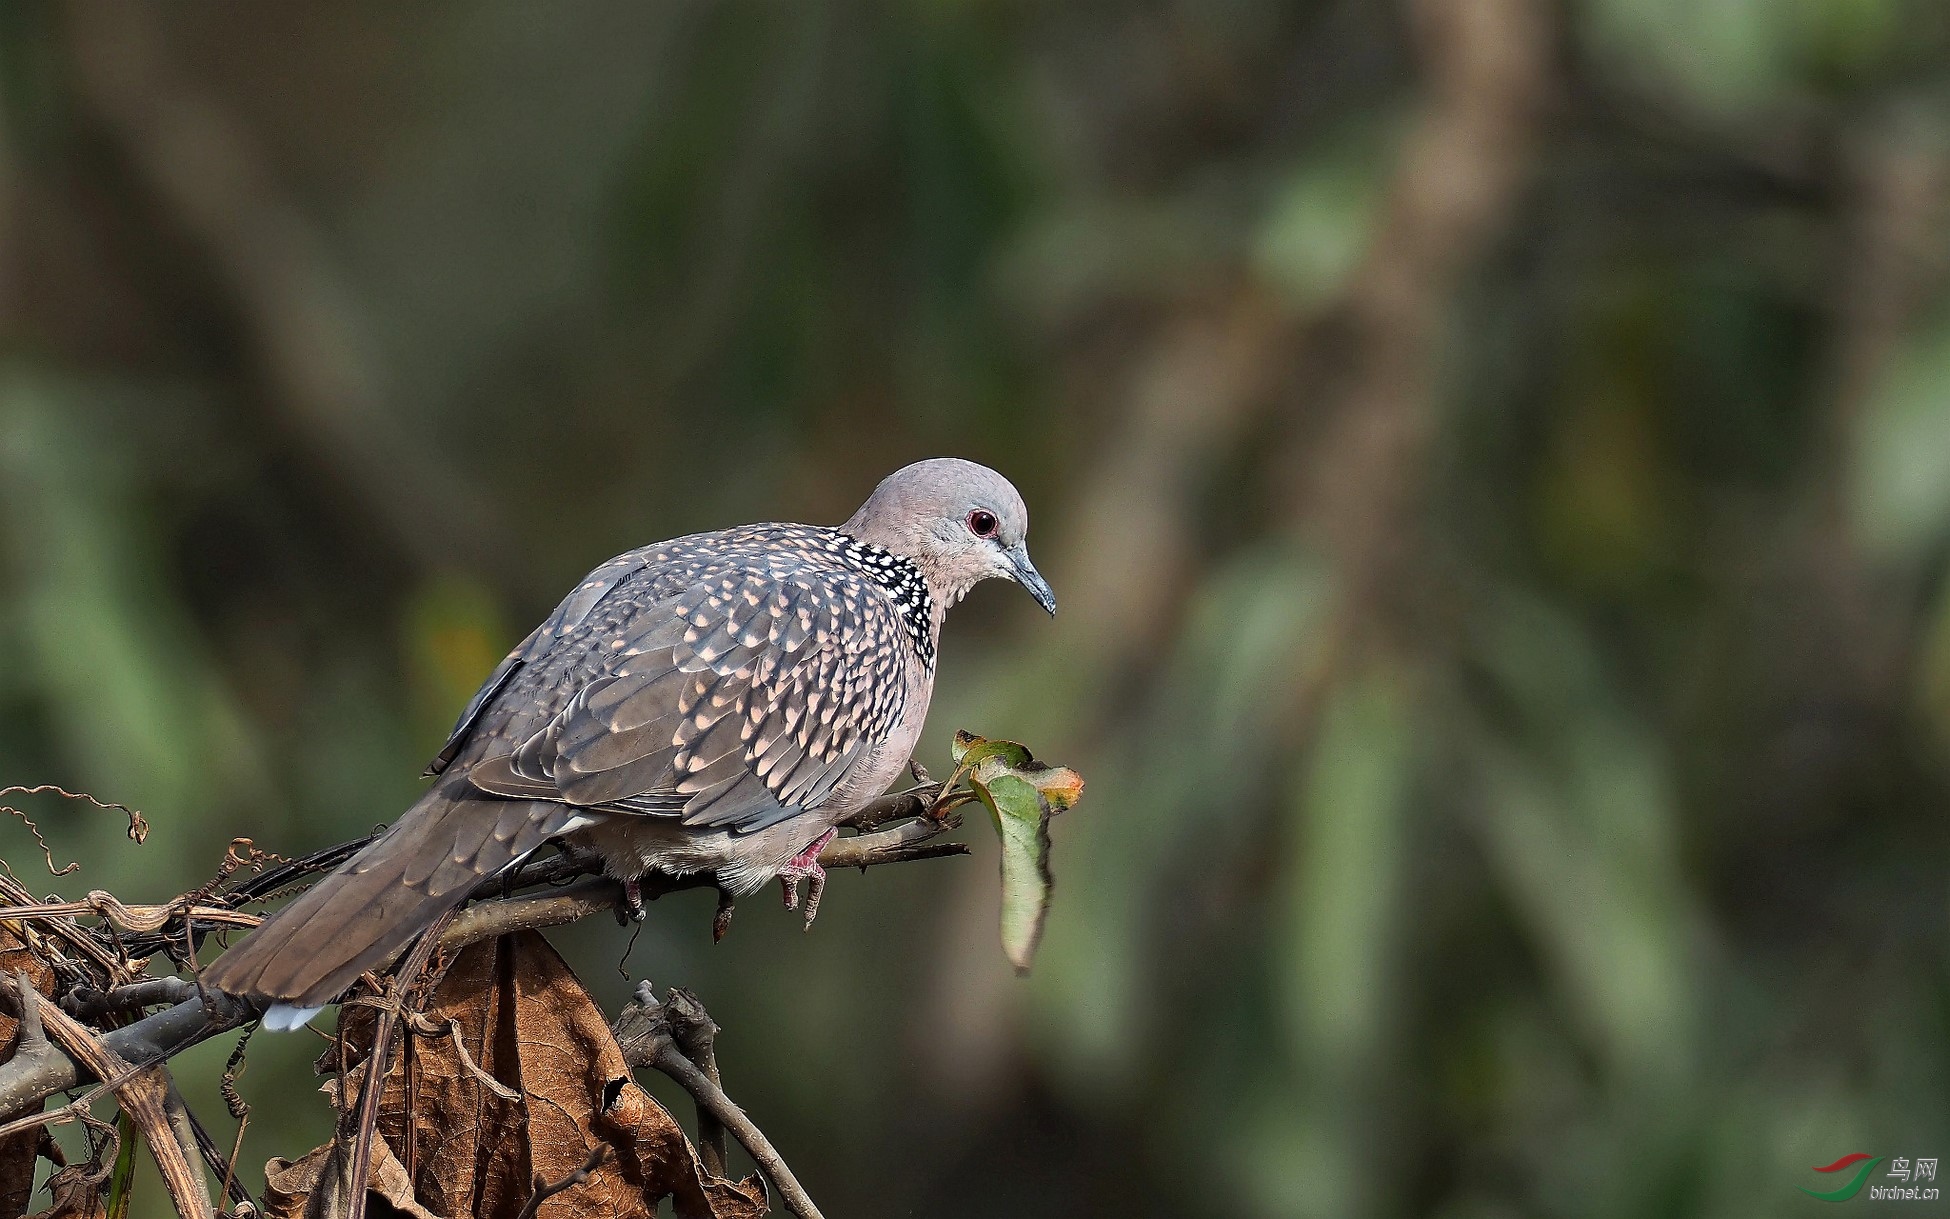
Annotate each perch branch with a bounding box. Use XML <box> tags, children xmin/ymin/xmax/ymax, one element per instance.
<box><xmin>820</xmin><ymin>817</ymin><xmax>967</xmax><ymax>869</ymax></box>
<box><xmin>0</xmin><ymin>811</ymin><xmax>969</xmax><ymax>1118</ymax></box>
<box><xmin>839</xmin><ymin>782</ymin><xmax>944</xmax><ymax>831</ymax></box>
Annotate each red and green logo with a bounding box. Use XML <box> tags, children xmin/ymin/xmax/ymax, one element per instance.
<box><xmin>1802</xmin><ymin>1154</ymin><xmax>1883</xmax><ymax>1201</ymax></box>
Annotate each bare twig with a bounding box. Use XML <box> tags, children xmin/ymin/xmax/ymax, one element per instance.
<box><xmin>218</xmin><ymin>1116</ymin><xmax>248</xmax><ymax>1218</ymax></box>
<box><xmin>161</xmin><ymin>1082</ymin><xmax>209</xmax><ymax>1209</ymax></box>
<box><xmin>215</xmin><ymin>1029</ymin><xmax>253</xmax><ymax>1214</ymax></box>
<box><xmin>0</xmin><ymin>1046</ymin><xmax>161</xmax><ymax>1145</ymax></box>
<box><xmin>344</xmin><ymin>912</ymin><xmax>451</xmax><ymax>1219</ymax></box>
<box><xmin>63</xmin><ymin>978</ymin><xmax>198</xmax><ymax>1023</ymax></box>
<box><xmin>11</xmin><ymin>973</ymin><xmax>214</xmax><ymax>1219</ymax></box>
<box><xmin>0</xmin><ymin>874</ymin><xmax>127</xmax><ymax>987</ymax></box>
<box><xmin>662</xmin><ymin>989</ymin><xmax>727</xmax><ymax>1177</ymax></box>
<box><xmin>0</xmin><ymin>975</ymin><xmax>60</xmax><ymax>1108</ymax></box>
<box><xmin>178</xmin><ymin>838</ymin><xmax>290</xmax><ymax>916</ymax></box>
<box><xmin>615</xmin><ymin>983</ymin><xmax>822</xmax><ymax>1219</ymax></box>
<box><xmin>167</xmin><ymin>1080</ymin><xmax>256</xmax><ymax>1215</ymax></box>
<box><xmin>840</xmin><ymin>782</ymin><xmax>943</xmax><ymax>831</ymax></box>
<box><xmin>822</xmin><ymin>818</ymin><xmax>968</xmax><ymax>870</ymax></box>
<box><xmin>0</xmin><ymin>983</ymin><xmax>252</xmax><ymax>1135</ymax></box>
<box><xmin>440</xmin><ymin>878</ymin><xmax>623</xmax><ymax>955</ymax></box>
<box><xmin>513</xmin><ymin>1144</ymin><xmax>609</xmax><ymax>1219</ymax></box>
<box><xmin>0</xmin><ymin>895</ymin><xmax>260</xmax><ymax>936</ymax></box>
<box><xmin>212</xmin><ymin>835</ymin><xmax>376</xmax><ymax>908</ymax></box>
<box><xmin>119</xmin><ymin>834</ymin><xmax>379</xmax><ymax>962</ymax></box>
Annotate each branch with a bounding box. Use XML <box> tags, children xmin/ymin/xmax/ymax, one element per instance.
<box><xmin>0</xmin><ymin>872</ymin><xmax>132</xmax><ymax>987</ymax></box>
<box><xmin>838</xmin><ymin>783</ymin><xmax>943</xmax><ymax>831</ymax></box>
<box><xmin>8</xmin><ymin>973</ymin><xmax>214</xmax><ymax>1219</ymax></box>
<box><xmin>614</xmin><ymin>983</ymin><xmax>823</xmax><ymax>1219</ymax></box>
<box><xmin>0</xmin><ymin>813</ymin><xmax>969</xmax><ymax>1119</ymax></box>
<box><xmin>439</xmin><ymin>878</ymin><xmax>622</xmax><ymax>954</ymax></box>
<box><xmin>820</xmin><ymin>817</ymin><xmax>966</xmax><ymax>870</ymax></box>
<box><xmin>120</xmin><ymin>834</ymin><xmax>378</xmax><ymax>962</ymax></box>
<box><xmin>0</xmin><ymin>981</ymin><xmax>251</xmax><ymax>1122</ymax></box>
<box><xmin>175</xmin><ymin>1082</ymin><xmax>256</xmax><ymax>1215</ymax></box>
<box><xmin>160</xmin><ymin>1083</ymin><xmax>208</xmax><ymax>1212</ymax></box>
<box><xmin>662</xmin><ymin>989</ymin><xmax>726</xmax><ymax>1177</ymax></box>
<box><xmin>442</xmin><ymin>817</ymin><xmax>964</xmax><ymax>949</ymax></box>
<box><xmin>62</xmin><ymin>978</ymin><xmax>198</xmax><ymax>1023</ymax></box>
<box><xmin>344</xmin><ymin>912</ymin><xmax>451</xmax><ymax>1219</ymax></box>
<box><xmin>0</xmin><ymin>975</ymin><xmax>60</xmax><ymax>1121</ymax></box>
<box><xmin>513</xmin><ymin>1144</ymin><xmax>609</xmax><ymax>1219</ymax></box>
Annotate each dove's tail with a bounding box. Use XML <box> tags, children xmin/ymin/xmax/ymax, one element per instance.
<box><xmin>201</xmin><ymin>772</ymin><xmax>591</xmax><ymax>1024</ymax></box>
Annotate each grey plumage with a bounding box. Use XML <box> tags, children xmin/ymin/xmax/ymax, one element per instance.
<box><xmin>203</xmin><ymin>458</ymin><xmax>1053</xmax><ymax>1013</ymax></box>
<box><xmin>460</xmin><ymin>525</ymin><xmax>926</xmax><ymax>830</ymax></box>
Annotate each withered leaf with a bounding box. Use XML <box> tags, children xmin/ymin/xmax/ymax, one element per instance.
<box><xmin>271</xmin><ymin>931</ymin><xmax>767</xmax><ymax>1219</ymax></box>
<box><xmin>263</xmin><ymin>1139</ymin><xmax>437</xmax><ymax>1219</ymax></box>
<box><xmin>0</xmin><ymin>925</ymin><xmax>58</xmax><ymax>1218</ymax></box>
<box><xmin>24</xmin><ymin>1165</ymin><xmax>106</xmax><ymax>1219</ymax></box>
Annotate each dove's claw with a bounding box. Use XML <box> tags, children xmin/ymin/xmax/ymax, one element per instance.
<box><xmin>776</xmin><ymin>829</ymin><xmax>837</xmax><ymax>929</ymax></box>
<box><xmin>617</xmin><ymin>877</ymin><xmax>647</xmax><ymax>924</ymax></box>
<box><xmin>802</xmin><ymin>867</ymin><xmax>825</xmax><ymax>929</ymax></box>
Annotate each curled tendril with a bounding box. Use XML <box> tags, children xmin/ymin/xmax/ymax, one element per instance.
<box><xmin>0</xmin><ymin>785</ymin><xmax>149</xmax><ymax>878</ymax></box>
<box><xmin>183</xmin><ymin>837</ymin><xmax>292</xmax><ymax>907</ymax></box>
<box><xmin>220</xmin><ymin>1027</ymin><xmax>253</xmax><ymax>1121</ymax></box>
<box><xmin>1</xmin><ymin>804</ymin><xmax>79</xmax><ymax>877</ymax></box>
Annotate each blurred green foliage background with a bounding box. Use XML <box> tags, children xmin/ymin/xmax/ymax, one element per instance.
<box><xmin>4</xmin><ymin>1</ymin><xmax>1950</xmax><ymax>1216</ymax></box>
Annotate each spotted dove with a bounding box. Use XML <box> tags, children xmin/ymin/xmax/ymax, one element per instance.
<box><xmin>202</xmin><ymin>458</ymin><xmax>1055</xmax><ymax>1026</ymax></box>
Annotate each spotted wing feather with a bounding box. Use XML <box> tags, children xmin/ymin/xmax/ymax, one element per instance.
<box><xmin>469</xmin><ymin>552</ymin><xmax>914</xmax><ymax>833</ymax></box>
<box><xmin>424</xmin><ymin>550</ymin><xmax>651</xmax><ymax>776</ymax></box>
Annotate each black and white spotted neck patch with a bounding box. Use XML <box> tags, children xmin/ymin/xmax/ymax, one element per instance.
<box><xmin>831</xmin><ymin>532</ymin><xmax>936</xmax><ymax>669</ymax></box>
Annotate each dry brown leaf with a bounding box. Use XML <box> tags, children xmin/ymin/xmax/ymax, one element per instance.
<box><xmin>263</xmin><ymin>1140</ymin><xmax>439</xmax><ymax>1219</ymax></box>
<box><xmin>273</xmin><ymin>932</ymin><xmax>767</xmax><ymax>1219</ymax></box>
<box><xmin>24</xmin><ymin>1165</ymin><xmax>106</xmax><ymax>1219</ymax></box>
<box><xmin>0</xmin><ymin>925</ymin><xmax>58</xmax><ymax>1217</ymax></box>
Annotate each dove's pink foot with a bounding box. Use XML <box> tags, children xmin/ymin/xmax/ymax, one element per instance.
<box><xmin>778</xmin><ymin>829</ymin><xmax>837</xmax><ymax>928</ymax></box>
<box><xmin>617</xmin><ymin>877</ymin><xmax>647</xmax><ymax>924</ymax></box>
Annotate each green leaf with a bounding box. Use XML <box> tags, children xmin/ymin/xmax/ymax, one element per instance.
<box><xmin>951</xmin><ymin>728</ymin><xmax>1032</xmax><ymax>770</ymax></box>
<box><xmin>950</xmin><ymin>731</ymin><xmax>1086</xmax><ymax>971</ymax></box>
<box><xmin>106</xmin><ymin>1109</ymin><xmax>138</xmax><ymax>1219</ymax></box>
<box><xmin>971</xmin><ymin>770</ymin><xmax>1054</xmax><ymax>974</ymax></box>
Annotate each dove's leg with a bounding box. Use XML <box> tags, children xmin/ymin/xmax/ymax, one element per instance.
<box><xmin>778</xmin><ymin>828</ymin><xmax>838</xmax><ymax>928</ymax></box>
<box><xmin>619</xmin><ymin>877</ymin><xmax>647</xmax><ymax>923</ymax></box>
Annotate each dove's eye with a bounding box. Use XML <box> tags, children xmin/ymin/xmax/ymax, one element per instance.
<box><xmin>967</xmin><ymin>510</ymin><xmax>999</xmax><ymax>539</ymax></box>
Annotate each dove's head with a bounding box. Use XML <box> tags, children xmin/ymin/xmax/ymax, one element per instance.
<box><xmin>842</xmin><ymin>458</ymin><xmax>1056</xmax><ymax>617</ymax></box>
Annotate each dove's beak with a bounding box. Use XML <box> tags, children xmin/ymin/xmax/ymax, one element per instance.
<box><xmin>1005</xmin><ymin>542</ymin><xmax>1057</xmax><ymax>615</ymax></box>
